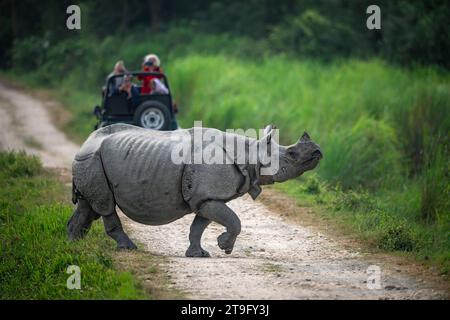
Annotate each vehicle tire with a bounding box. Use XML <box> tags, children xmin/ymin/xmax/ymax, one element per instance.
<box><xmin>134</xmin><ymin>101</ymin><xmax>171</xmax><ymax>130</ymax></box>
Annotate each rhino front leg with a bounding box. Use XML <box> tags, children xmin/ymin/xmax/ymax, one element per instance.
<box><xmin>186</xmin><ymin>215</ymin><xmax>212</xmax><ymax>257</ymax></box>
<box><xmin>103</xmin><ymin>210</ymin><xmax>137</xmax><ymax>250</ymax></box>
<box><xmin>197</xmin><ymin>200</ymin><xmax>241</xmax><ymax>255</ymax></box>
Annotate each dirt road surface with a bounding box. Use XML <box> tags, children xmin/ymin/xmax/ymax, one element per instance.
<box><xmin>0</xmin><ymin>81</ymin><xmax>448</xmax><ymax>299</ymax></box>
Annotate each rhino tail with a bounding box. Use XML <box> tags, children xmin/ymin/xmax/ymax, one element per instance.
<box><xmin>72</xmin><ymin>179</ymin><xmax>85</xmax><ymax>205</ymax></box>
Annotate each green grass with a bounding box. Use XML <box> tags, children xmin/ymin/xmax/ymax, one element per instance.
<box><xmin>0</xmin><ymin>151</ymin><xmax>149</xmax><ymax>299</ymax></box>
<box><xmin>55</xmin><ymin>89</ymin><xmax>98</xmax><ymax>144</ymax></box>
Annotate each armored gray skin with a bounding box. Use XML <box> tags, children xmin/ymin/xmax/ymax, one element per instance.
<box><xmin>68</xmin><ymin>123</ymin><xmax>322</xmax><ymax>257</ymax></box>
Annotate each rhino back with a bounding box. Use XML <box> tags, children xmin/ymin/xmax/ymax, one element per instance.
<box><xmin>100</xmin><ymin>130</ymin><xmax>191</xmax><ymax>225</ymax></box>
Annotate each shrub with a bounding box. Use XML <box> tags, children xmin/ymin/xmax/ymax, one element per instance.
<box><xmin>301</xmin><ymin>173</ymin><xmax>324</xmax><ymax>194</ymax></box>
<box><xmin>378</xmin><ymin>223</ymin><xmax>416</xmax><ymax>252</ymax></box>
<box><xmin>333</xmin><ymin>189</ymin><xmax>376</xmax><ymax>212</ymax></box>
<box><xmin>11</xmin><ymin>36</ymin><xmax>48</xmax><ymax>70</ymax></box>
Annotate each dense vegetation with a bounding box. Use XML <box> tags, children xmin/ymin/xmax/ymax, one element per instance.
<box><xmin>1</xmin><ymin>0</ymin><xmax>449</xmax><ymax>68</ymax></box>
<box><xmin>0</xmin><ymin>151</ymin><xmax>151</xmax><ymax>299</ymax></box>
<box><xmin>1</xmin><ymin>1</ymin><xmax>449</xmax><ymax>273</ymax></box>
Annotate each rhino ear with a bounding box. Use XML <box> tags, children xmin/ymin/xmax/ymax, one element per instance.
<box><xmin>260</xmin><ymin>125</ymin><xmax>273</xmax><ymax>149</ymax></box>
<box><xmin>262</xmin><ymin>124</ymin><xmax>276</xmax><ymax>145</ymax></box>
<box><xmin>263</xmin><ymin>124</ymin><xmax>273</xmax><ymax>136</ymax></box>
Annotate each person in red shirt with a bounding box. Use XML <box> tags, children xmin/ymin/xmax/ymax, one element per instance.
<box><xmin>138</xmin><ymin>54</ymin><xmax>164</xmax><ymax>95</ymax></box>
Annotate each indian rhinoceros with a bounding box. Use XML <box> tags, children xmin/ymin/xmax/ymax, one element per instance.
<box><xmin>68</xmin><ymin>123</ymin><xmax>322</xmax><ymax>257</ymax></box>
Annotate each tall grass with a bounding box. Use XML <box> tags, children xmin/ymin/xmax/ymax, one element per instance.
<box><xmin>421</xmin><ymin>142</ymin><xmax>450</xmax><ymax>222</ymax></box>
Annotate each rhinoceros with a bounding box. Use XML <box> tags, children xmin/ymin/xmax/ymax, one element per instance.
<box><xmin>68</xmin><ymin>123</ymin><xmax>322</xmax><ymax>257</ymax></box>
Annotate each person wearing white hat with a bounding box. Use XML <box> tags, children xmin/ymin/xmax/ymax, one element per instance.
<box><xmin>138</xmin><ymin>53</ymin><xmax>164</xmax><ymax>95</ymax></box>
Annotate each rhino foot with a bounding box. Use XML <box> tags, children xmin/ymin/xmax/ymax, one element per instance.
<box><xmin>68</xmin><ymin>227</ymin><xmax>88</xmax><ymax>241</ymax></box>
<box><xmin>217</xmin><ymin>232</ymin><xmax>236</xmax><ymax>254</ymax></box>
<box><xmin>116</xmin><ymin>239</ymin><xmax>138</xmax><ymax>250</ymax></box>
<box><xmin>185</xmin><ymin>245</ymin><xmax>211</xmax><ymax>257</ymax></box>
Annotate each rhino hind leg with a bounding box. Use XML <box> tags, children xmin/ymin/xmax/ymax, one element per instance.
<box><xmin>196</xmin><ymin>200</ymin><xmax>241</xmax><ymax>255</ymax></box>
<box><xmin>186</xmin><ymin>215</ymin><xmax>212</xmax><ymax>257</ymax></box>
<box><xmin>102</xmin><ymin>210</ymin><xmax>137</xmax><ymax>250</ymax></box>
<box><xmin>67</xmin><ymin>199</ymin><xmax>101</xmax><ymax>241</ymax></box>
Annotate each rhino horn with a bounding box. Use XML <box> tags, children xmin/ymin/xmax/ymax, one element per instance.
<box><xmin>299</xmin><ymin>131</ymin><xmax>311</xmax><ymax>143</ymax></box>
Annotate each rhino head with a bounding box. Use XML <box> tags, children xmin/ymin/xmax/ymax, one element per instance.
<box><xmin>258</xmin><ymin>125</ymin><xmax>323</xmax><ymax>184</ymax></box>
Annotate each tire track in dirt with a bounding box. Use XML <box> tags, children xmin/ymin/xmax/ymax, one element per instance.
<box><xmin>0</xmin><ymin>81</ymin><xmax>447</xmax><ymax>299</ymax></box>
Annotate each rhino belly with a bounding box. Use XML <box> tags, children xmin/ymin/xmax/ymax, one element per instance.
<box><xmin>116</xmin><ymin>188</ymin><xmax>191</xmax><ymax>226</ymax></box>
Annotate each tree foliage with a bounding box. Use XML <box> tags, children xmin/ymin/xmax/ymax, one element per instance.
<box><xmin>0</xmin><ymin>0</ymin><xmax>449</xmax><ymax>69</ymax></box>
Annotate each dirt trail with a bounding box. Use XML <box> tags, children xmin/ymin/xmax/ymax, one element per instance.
<box><xmin>0</xmin><ymin>82</ymin><xmax>79</xmax><ymax>167</ymax></box>
<box><xmin>0</xmin><ymin>81</ymin><xmax>447</xmax><ymax>299</ymax></box>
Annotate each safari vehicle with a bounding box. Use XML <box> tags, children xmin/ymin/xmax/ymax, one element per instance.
<box><xmin>93</xmin><ymin>72</ymin><xmax>178</xmax><ymax>130</ymax></box>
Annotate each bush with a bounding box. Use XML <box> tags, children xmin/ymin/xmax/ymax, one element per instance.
<box><xmin>11</xmin><ymin>36</ymin><xmax>49</xmax><ymax>70</ymax></box>
<box><xmin>333</xmin><ymin>189</ymin><xmax>376</xmax><ymax>212</ymax></box>
<box><xmin>378</xmin><ymin>222</ymin><xmax>416</xmax><ymax>252</ymax></box>
<box><xmin>301</xmin><ymin>173</ymin><xmax>324</xmax><ymax>194</ymax></box>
